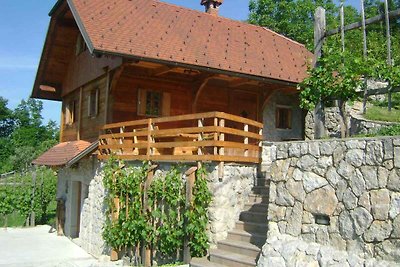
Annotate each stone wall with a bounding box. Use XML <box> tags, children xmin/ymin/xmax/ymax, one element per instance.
<box><xmin>260</xmin><ymin>137</ymin><xmax>400</xmax><ymax>264</ymax></box>
<box><xmin>305</xmin><ymin>105</ymin><xmax>399</xmax><ymax>139</ymax></box>
<box><xmin>57</xmin><ymin>157</ymin><xmax>108</xmax><ymax>257</ymax></box>
<box><xmin>205</xmin><ymin>164</ymin><xmax>256</xmax><ymax>245</ymax></box>
<box><xmin>146</xmin><ymin>163</ymin><xmax>256</xmax><ymax>245</ymax></box>
<box><xmin>350</xmin><ymin>113</ymin><xmax>398</xmax><ymax>136</ymax></box>
<box><xmin>57</xmin><ymin>160</ymin><xmax>256</xmax><ymax>257</ymax></box>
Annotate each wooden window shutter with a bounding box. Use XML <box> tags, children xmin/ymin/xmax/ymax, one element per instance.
<box><xmin>162</xmin><ymin>92</ymin><xmax>171</xmax><ymax>116</ymax></box>
<box><xmin>138</xmin><ymin>89</ymin><xmax>147</xmax><ymax>115</ymax></box>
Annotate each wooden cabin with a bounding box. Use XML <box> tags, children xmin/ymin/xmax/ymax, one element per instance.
<box><xmin>32</xmin><ymin>0</ymin><xmax>312</xmax><ymax>166</ymax></box>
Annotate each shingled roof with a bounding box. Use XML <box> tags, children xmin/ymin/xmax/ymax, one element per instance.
<box><xmin>66</xmin><ymin>0</ymin><xmax>311</xmax><ymax>84</ymax></box>
<box><xmin>32</xmin><ymin>141</ymin><xmax>93</xmax><ymax>167</ymax></box>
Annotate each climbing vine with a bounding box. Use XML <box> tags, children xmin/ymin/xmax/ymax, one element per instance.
<box><xmin>185</xmin><ymin>167</ymin><xmax>212</xmax><ymax>257</ymax></box>
<box><xmin>102</xmin><ymin>157</ymin><xmax>212</xmax><ymax>264</ymax></box>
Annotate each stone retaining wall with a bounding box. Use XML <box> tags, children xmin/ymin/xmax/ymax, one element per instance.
<box><xmin>260</xmin><ymin>137</ymin><xmax>400</xmax><ymax>264</ymax></box>
<box><xmin>305</xmin><ymin>106</ymin><xmax>399</xmax><ymax>139</ymax></box>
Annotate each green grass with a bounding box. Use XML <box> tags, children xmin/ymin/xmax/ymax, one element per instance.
<box><xmin>365</xmin><ymin>106</ymin><xmax>400</xmax><ymax>123</ymax></box>
<box><xmin>0</xmin><ymin>212</ymin><xmax>26</xmax><ymax>227</ymax></box>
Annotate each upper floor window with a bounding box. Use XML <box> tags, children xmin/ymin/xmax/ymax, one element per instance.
<box><xmin>88</xmin><ymin>89</ymin><xmax>99</xmax><ymax>118</ymax></box>
<box><xmin>138</xmin><ymin>89</ymin><xmax>170</xmax><ymax>117</ymax></box>
<box><xmin>276</xmin><ymin>106</ymin><xmax>292</xmax><ymax>129</ymax></box>
<box><xmin>76</xmin><ymin>35</ymin><xmax>87</xmax><ymax>55</ymax></box>
<box><xmin>65</xmin><ymin>100</ymin><xmax>76</xmax><ymax>125</ymax></box>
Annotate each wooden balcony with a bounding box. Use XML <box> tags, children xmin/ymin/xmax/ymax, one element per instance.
<box><xmin>98</xmin><ymin>112</ymin><xmax>263</xmax><ymax>164</ymax></box>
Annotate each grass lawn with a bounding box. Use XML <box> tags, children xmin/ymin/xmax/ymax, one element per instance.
<box><xmin>365</xmin><ymin>106</ymin><xmax>400</xmax><ymax>123</ymax></box>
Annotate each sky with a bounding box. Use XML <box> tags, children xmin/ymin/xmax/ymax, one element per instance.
<box><xmin>0</xmin><ymin>0</ymin><xmax>359</xmax><ymax>124</ymax></box>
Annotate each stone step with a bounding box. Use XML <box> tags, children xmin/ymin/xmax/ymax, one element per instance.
<box><xmin>239</xmin><ymin>211</ymin><xmax>267</xmax><ymax>224</ymax></box>
<box><xmin>210</xmin><ymin>249</ymin><xmax>257</xmax><ymax>267</ymax></box>
<box><xmin>218</xmin><ymin>239</ymin><xmax>261</xmax><ymax>258</ymax></box>
<box><xmin>247</xmin><ymin>194</ymin><xmax>269</xmax><ymax>204</ymax></box>
<box><xmin>190</xmin><ymin>257</ymin><xmax>226</xmax><ymax>267</ymax></box>
<box><xmin>244</xmin><ymin>203</ymin><xmax>269</xmax><ymax>213</ymax></box>
<box><xmin>235</xmin><ymin>221</ymin><xmax>268</xmax><ymax>234</ymax></box>
<box><xmin>227</xmin><ymin>229</ymin><xmax>267</xmax><ymax>247</ymax></box>
<box><xmin>251</xmin><ymin>186</ymin><xmax>269</xmax><ymax>195</ymax></box>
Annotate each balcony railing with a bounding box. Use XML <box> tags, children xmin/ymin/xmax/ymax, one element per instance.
<box><xmin>98</xmin><ymin>112</ymin><xmax>263</xmax><ymax>164</ymax></box>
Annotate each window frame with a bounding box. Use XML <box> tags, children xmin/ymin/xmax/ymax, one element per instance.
<box><xmin>275</xmin><ymin>106</ymin><xmax>292</xmax><ymax>130</ymax></box>
<box><xmin>65</xmin><ymin>100</ymin><xmax>76</xmax><ymax>126</ymax></box>
<box><xmin>138</xmin><ymin>89</ymin><xmax>164</xmax><ymax>117</ymax></box>
<box><xmin>88</xmin><ymin>88</ymin><xmax>99</xmax><ymax>118</ymax></box>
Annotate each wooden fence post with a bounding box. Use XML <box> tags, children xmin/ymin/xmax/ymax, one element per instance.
<box><xmin>313</xmin><ymin>7</ymin><xmax>326</xmax><ymax>139</ymax></box>
<box><xmin>142</xmin><ymin>164</ymin><xmax>157</xmax><ymax>267</ymax></box>
<box><xmin>30</xmin><ymin>169</ymin><xmax>37</xmax><ymax>227</ymax></box>
<box><xmin>183</xmin><ymin>166</ymin><xmax>197</xmax><ymax>264</ymax></box>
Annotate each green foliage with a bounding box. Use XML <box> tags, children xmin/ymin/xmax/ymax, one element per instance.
<box><xmin>102</xmin><ymin>158</ymin><xmax>212</xmax><ymax>263</ymax></box>
<box><xmin>375</xmin><ymin>124</ymin><xmax>400</xmax><ymax>136</ymax></box>
<box><xmin>0</xmin><ymin>167</ymin><xmax>57</xmax><ymax>226</ymax></box>
<box><xmin>248</xmin><ymin>0</ymin><xmax>339</xmax><ymax>48</ymax></box>
<box><xmin>365</xmin><ymin>106</ymin><xmax>400</xmax><ymax>122</ymax></box>
<box><xmin>371</xmin><ymin>92</ymin><xmax>400</xmax><ymax>110</ymax></box>
<box><xmin>0</xmin><ymin>97</ymin><xmax>59</xmax><ymax>173</ymax></box>
<box><xmin>185</xmin><ymin>167</ymin><xmax>212</xmax><ymax>257</ymax></box>
<box><xmin>299</xmin><ymin>42</ymin><xmax>363</xmax><ymax>110</ymax></box>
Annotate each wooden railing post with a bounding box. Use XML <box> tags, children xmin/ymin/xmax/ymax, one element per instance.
<box><xmin>183</xmin><ymin>166</ymin><xmax>197</xmax><ymax>264</ymax></box>
<box><xmin>119</xmin><ymin>126</ymin><xmax>125</xmax><ymax>155</ymax></box>
<box><xmin>197</xmin><ymin>118</ymin><xmax>204</xmax><ymax>156</ymax></box>
<box><xmin>218</xmin><ymin>118</ymin><xmax>225</xmax><ymax>180</ymax></box>
<box><xmin>146</xmin><ymin>119</ymin><xmax>153</xmax><ymax>161</ymax></box>
<box><xmin>244</xmin><ymin>123</ymin><xmax>249</xmax><ymax>157</ymax></box>
<box><xmin>213</xmin><ymin>117</ymin><xmax>218</xmax><ymax>155</ymax></box>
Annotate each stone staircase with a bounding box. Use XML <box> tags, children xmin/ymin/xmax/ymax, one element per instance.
<box><xmin>191</xmin><ymin>177</ymin><xmax>269</xmax><ymax>267</ymax></box>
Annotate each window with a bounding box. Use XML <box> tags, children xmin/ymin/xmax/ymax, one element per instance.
<box><xmin>276</xmin><ymin>107</ymin><xmax>292</xmax><ymax>129</ymax></box>
<box><xmin>65</xmin><ymin>100</ymin><xmax>76</xmax><ymax>125</ymax></box>
<box><xmin>75</xmin><ymin>34</ymin><xmax>87</xmax><ymax>55</ymax></box>
<box><xmin>138</xmin><ymin>89</ymin><xmax>170</xmax><ymax>117</ymax></box>
<box><xmin>88</xmin><ymin>89</ymin><xmax>99</xmax><ymax>118</ymax></box>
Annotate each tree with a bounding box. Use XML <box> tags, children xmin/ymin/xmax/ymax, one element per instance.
<box><xmin>248</xmin><ymin>0</ymin><xmax>338</xmax><ymax>48</ymax></box>
<box><xmin>0</xmin><ymin>97</ymin><xmax>59</xmax><ymax>173</ymax></box>
<box><xmin>0</xmin><ymin>97</ymin><xmax>14</xmax><ymax>138</ymax></box>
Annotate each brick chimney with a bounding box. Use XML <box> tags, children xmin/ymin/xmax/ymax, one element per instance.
<box><xmin>200</xmin><ymin>0</ymin><xmax>223</xmax><ymax>16</ymax></box>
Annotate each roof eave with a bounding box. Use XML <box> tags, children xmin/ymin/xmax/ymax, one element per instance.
<box><xmin>66</xmin><ymin>141</ymin><xmax>99</xmax><ymax>168</ymax></box>
<box><xmin>92</xmin><ymin>48</ymin><xmax>300</xmax><ymax>87</ymax></box>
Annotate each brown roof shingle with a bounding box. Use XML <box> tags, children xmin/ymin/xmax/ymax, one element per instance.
<box><xmin>32</xmin><ymin>141</ymin><xmax>92</xmax><ymax>167</ymax></box>
<box><xmin>68</xmin><ymin>0</ymin><xmax>312</xmax><ymax>83</ymax></box>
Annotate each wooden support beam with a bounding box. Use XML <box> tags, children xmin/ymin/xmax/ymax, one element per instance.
<box><xmin>183</xmin><ymin>166</ymin><xmax>197</xmax><ymax>264</ymax></box>
<box><xmin>77</xmin><ymin>87</ymin><xmax>83</xmax><ymax>140</ymax></box>
<box><xmin>229</xmin><ymin>78</ymin><xmax>251</xmax><ymax>88</ymax></box>
<box><xmin>192</xmin><ymin>76</ymin><xmax>214</xmax><ymax>113</ymax></box>
<box><xmin>326</xmin><ymin>8</ymin><xmax>400</xmax><ymax>36</ymax></box>
<box><xmin>314</xmin><ymin>7</ymin><xmax>326</xmax><ymax>139</ymax></box>
<box><xmin>109</xmin><ymin>64</ymin><xmax>126</xmax><ymax>93</ymax></box>
<box><xmin>151</xmin><ymin>65</ymin><xmax>173</xmax><ymax>76</ymax></box>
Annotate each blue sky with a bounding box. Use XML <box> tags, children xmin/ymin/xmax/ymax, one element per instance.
<box><xmin>0</xmin><ymin>0</ymin><xmax>359</xmax><ymax>124</ymax></box>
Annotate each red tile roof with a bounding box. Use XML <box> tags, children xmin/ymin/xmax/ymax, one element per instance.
<box><xmin>32</xmin><ymin>141</ymin><xmax>92</xmax><ymax>167</ymax></box>
<box><xmin>68</xmin><ymin>0</ymin><xmax>312</xmax><ymax>84</ymax></box>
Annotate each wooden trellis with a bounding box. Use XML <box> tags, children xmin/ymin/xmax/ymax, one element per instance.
<box><xmin>313</xmin><ymin>2</ymin><xmax>400</xmax><ymax>138</ymax></box>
